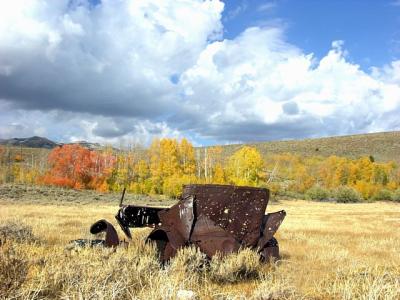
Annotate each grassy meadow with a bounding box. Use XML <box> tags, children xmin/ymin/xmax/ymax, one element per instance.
<box><xmin>1</xmin><ymin>185</ymin><xmax>399</xmax><ymax>299</ymax></box>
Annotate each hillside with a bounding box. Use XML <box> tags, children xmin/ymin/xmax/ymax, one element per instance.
<box><xmin>0</xmin><ymin>137</ymin><xmax>107</xmax><ymax>151</ymax></box>
<box><xmin>207</xmin><ymin>131</ymin><xmax>400</xmax><ymax>163</ymax></box>
<box><xmin>1</xmin><ymin>131</ymin><xmax>399</xmax><ymax>163</ymax></box>
<box><xmin>0</xmin><ymin>136</ymin><xmax>58</xmax><ymax>149</ymax></box>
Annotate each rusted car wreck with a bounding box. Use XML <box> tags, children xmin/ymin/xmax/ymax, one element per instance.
<box><xmin>90</xmin><ymin>184</ymin><xmax>286</xmax><ymax>262</ymax></box>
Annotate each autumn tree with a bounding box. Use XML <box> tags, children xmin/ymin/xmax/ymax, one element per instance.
<box><xmin>179</xmin><ymin>138</ymin><xmax>196</xmax><ymax>176</ymax></box>
<box><xmin>208</xmin><ymin>146</ymin><xmax>224</xmax><ymax>182</ymax></box>
<box><xmin>107</xmin><ymin>150</ymin><xmax>137</xmax><ymax>192</ymax></box>
<box><xmin>227</xmin><ymin>146</ymin><xmax>265</xmax><ymax>186</ymax></box>
<box><xmin>129</xmin><ymin>159</ymin><xmax>151</xmax><ymax>194</ymax></box>
<box><xmin>42</xmin><ymin>144</ymin><xmax>114</xmax><ymax>190</ymax></box>
<box><xmin>148</xmin><ymin>137</ymin><xmax>197</xmax><ymax>196</ymax></box>
<box><xmin>213</xmin><ymin>163</ymin><xmax>226</xmax><ymax>184</ymax></box>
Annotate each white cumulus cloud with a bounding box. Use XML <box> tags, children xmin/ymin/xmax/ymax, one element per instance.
<box><xmin>0</xmin><ymin>0</ymin><xmax>399</xmax><ymax>145</ymax></box>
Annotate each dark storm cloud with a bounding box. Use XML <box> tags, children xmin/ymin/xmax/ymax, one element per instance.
<box><xmin>0</xmin><ymin>53</ymin><xmax>177</xmax><ymax>118</ymax></box>
<box><xmin>190</xmin><ymin>115</ymin><xmax>321</xmax><ymax>142</ymax></box>
<box><xmin>92</xmin><ymin>121</ymin><xmax>133</xmax><ymax>138</ymax></box>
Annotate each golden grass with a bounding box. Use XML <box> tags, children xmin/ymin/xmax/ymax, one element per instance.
<box><xmin>1</xmin><ymin>196</ymin><xmax>399</xmax><ymax>299</ymax></box>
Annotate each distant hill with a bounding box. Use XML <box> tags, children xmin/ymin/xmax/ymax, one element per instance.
<box><xmin>59</xmin><ymin>141</ymin><xmax>103</xmax><ymax>151</ymax></box>
<box><xmin>1</xmin><ymin>131</ymin><xmax>399</xmax><ymax>163</ymax></box>
<box><xmin>206</xmin><ymin>131</ymin><xmax>400</xmax><ymax>164</ymax></box>
<box><xmin>0</xmin><ymin>136</ymin><xmax>58</xmax><ymax>149</ymax></box>
<box><xmin>0</xmin><ymin>136</ymin><xmax>106</xmax><ymax>151</ymax></box>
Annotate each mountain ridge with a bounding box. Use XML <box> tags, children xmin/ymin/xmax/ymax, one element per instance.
<box><xmin>0</xmin><ymin>136</ymin><xmax>103</xmax><ymax>150</ymax></box>
<box><xmin>0</xmin><ymin>136</ymin><xmax>58</xmax><ymax>149</ymax></box>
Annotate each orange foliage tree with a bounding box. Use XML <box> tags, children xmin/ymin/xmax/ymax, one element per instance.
<box><xmin>42</xmin><ymin>144</ymin><xmax>114</xmax><ymax>190</ymax></box>
<box><xmin>27</xmin><ymin>137</ymin><xmax>399</xmax><ymax>200</ymax></box>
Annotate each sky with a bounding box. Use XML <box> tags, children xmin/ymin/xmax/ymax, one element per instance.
<box><xmin>0</xmin><ymin>0</ymin><xmax>399</xmax><ymax>146</ymax></box>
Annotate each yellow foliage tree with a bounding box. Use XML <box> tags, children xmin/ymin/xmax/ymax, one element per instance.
<box><xmin>227</xmin><ymin>146</ymin><xmax>264</xmax><ymax>186</ymax></box>
<box><xmin>213</xmin><ymin>163</ymin><xmax>226</xmax><ymax>184</ymax></box>
<box><xmin>179</xmin><ymin>138</ymin><xmax>196</xmax><ymax>176</ymax></box>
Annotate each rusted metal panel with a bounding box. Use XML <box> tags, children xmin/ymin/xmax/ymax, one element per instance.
<box><xmin>157</xmin><ymin>195</ymin><xmax>194</xmax><ymax>242</ymax></box>
<box><xmin>257</xmin><ymin>210</ymin><xmax>286</xmax><ymax>250</ymax></box>
<box><xmin>147</xmin><ymin>228</ymin><xmax>180</xmax><ymax>262</ymax></box>
<box><xmin>147</xmin><ymin>196</ymin><xmax>195</xmax><ymax>260</ymax></box>
<box><xmin>259</xmin><ymin>237</ymin><xmax>280</xmax><ymax>261</ymax></box>
<box><xmin>190</xmin><ymin>214</ymin><xmax>241</xmax><ymax>258</ymax></box>
<box><xmin>182</xmin><ymin>184</ymin><xmax>269</xmax><ymax>247</ymax></box>
<box><xmin>90</xmin><ymin>219</ymin><xmax>119</xmax><ymax>247</ymax></box>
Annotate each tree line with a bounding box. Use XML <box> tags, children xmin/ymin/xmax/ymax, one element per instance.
<box><xmin>1</xmin><ymin>138</ymin><xmax>399</xmax><ymax>201</ymax></box>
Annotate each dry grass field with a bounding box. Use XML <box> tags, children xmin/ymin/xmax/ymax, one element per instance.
<box><xmin>1</xmin><ymin>185</ymin><xmax>399</xmax><ymax>299</ymax></box>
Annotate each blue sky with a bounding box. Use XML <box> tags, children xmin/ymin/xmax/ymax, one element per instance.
<box><xmin>0</xmin><ymin>0</ymin><xmax>399</xmax><ymax>146</ymax></box>
<box><xmin>222</xmin><ymin>0</ymin><xmax>400</xmax><ymax>70</ymax></box>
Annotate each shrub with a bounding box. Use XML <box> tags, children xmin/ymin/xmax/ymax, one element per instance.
<box><xmin>170</xmin><ymin>246</ymin><xmax>208</xmax><ymax>274</ymax></box>
<box><xmin>0</xmin><ymin>242</ymin><xmax>29</xmax><ymax>298</ymax></box>
<box><xmin>372</xmin><ymin>189</ymin><xmax>393</xmax><ymax>201</ymax></box>
<box><xmin>333</xmin><ymin>186</ymin><xmax>362</xmax><ymax>203</ymax></box>
<box><xmin>392</xmin><ymin>189</ymin><xmax>400</xmax><ymax>202</ymax></box>
<box><xmin>209</xmin><ymin>249</ymin><xmax>261</xmax><ymax>283</ymax></box>
<box><xmin>0</xmin><ymin>222</ymin><xmax>39</xmax><ymax>244</ymax></box>
<box><xmin>305</xmin><ymin>185</ymin><xmax>330</xmax><ymax>201</ymax></box>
